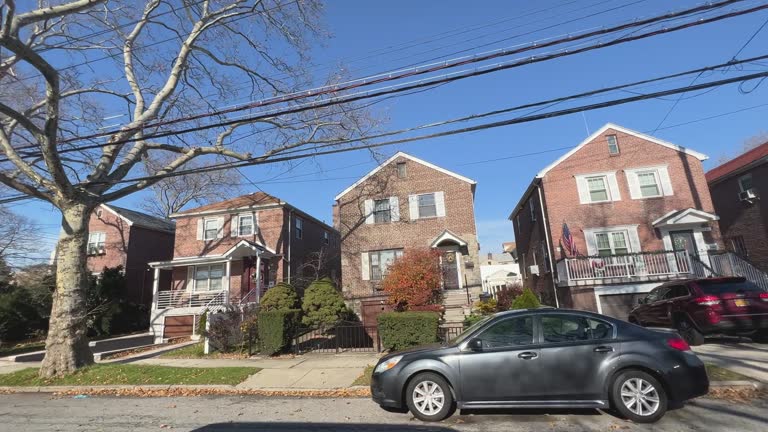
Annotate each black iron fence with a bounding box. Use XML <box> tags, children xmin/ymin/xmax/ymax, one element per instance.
<box><xmin>291</xmin><ymin>323</ymin><xmax>466</xmax><ymax>354</ymax></box>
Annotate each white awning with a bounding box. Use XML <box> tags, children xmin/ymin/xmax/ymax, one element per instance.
<box><xmin>652</xmin><ymin>208</ymin><xmax>719</xmax><ymax>228</ymax></box>
<box><xmin>430</xmin><ymin>230</ymin><xmax>468</xmax><ymax>248</ymax></box>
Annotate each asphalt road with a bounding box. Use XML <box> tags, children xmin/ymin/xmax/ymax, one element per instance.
<box><xmin>0</xmin><ymin>394</ymin><xmax>766</xmax><ymax>431</ymax></box>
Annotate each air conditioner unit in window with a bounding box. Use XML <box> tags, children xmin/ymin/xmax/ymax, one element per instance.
<box><xmin>528</xmin><ymin>265</ymin><xmax>540</xmax><ymax>276</ymax></box>
<box><xmin>739</xmin><ymin>189</ymin><xmax>758</xmax><ymax>202</ymax></box>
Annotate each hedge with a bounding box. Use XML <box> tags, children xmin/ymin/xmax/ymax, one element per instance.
<box><xmin>301</xmin><ymin>278</ymin><xmax>347</xmax><ymax>328</ymax></box>
<box><xmin>258</xmin><ymin>309</ymin><xmax>300</xmax><ymax>355</ymax></box>
<box><xmin>378</xmin><ymin>311</ymin><xmax>439</xmax><ymax>351</ymax></box>
<box><xmin>260</xmin><ymin>283</ymin><xmax>299</xmax><ymax>311</ymax></box>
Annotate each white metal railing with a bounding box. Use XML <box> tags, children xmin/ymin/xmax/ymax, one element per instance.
<box><xmin>558</xmin><ymin>250</ymin><xmax>691</xmax><ymax>284</ymax></box>
<box><xmin>155</xmin><ymin>289</ymin><xmax>228</xmax><ymax>310</ymax></box>
<box><xmin>705</xmin><ymin>252</ymin><xmax>768</xmax><ymax>291</ymax></box>
<box><xmin>239</xmin><ymin>283</ymin><xmax>263</xmax><ymax>305</ymax></box>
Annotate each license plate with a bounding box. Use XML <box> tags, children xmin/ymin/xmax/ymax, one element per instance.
<box><xmin>734</xmin><ymin>299</ymin><xmax>749</xmax><ymax>307</ymax></box>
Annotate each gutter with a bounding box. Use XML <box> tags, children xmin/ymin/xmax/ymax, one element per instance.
<box><xmin>287</xmin><ymin>208</ymin><xmax>293</xmax><ymax>284</ymax></box>
<box><xmin>536</xmin><ymin>181</ymin><xmax>560</xmax><ymax>308</ymax></box>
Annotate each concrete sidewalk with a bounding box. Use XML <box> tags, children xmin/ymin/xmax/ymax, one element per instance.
<box><xmin>694</xmin><ymin>339</ymin><xmax>768</xmax><ymax>383</ymax></box>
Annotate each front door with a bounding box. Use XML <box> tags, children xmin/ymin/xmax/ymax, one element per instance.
<box><xmin>670</xmin><ymin>230</ymin><xmax>698</xmax><ymax>258</ymax></box>
<box><xmin>441</xmin><ymin>251</ymin><xmax>460</xmax><ymax>290</ymax></box>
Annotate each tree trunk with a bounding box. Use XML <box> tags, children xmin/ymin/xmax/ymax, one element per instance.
<box><xmin>39</xmin><ymin>203</ymin><xmax>95</xmax><ymax>378</ymax></box>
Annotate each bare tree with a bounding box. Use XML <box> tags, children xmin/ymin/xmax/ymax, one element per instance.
<box><xmin>0</xmin><ymin>0</ymin><xmax>377</xmax><ymax>377</ymax></box>
<box><xmin>717</xmin><ymin>131</ymin><xmax>768</xmax><ymax>164</ymax></box>
<box><xmin>0</xmin><ymin>206</ymin><xmax>40</xmax><ymax>264</ymax></box>
<box><xmin>140</xmin><ymin>154</ymin><xmax>243</xmax><ymax>217</ymax></box>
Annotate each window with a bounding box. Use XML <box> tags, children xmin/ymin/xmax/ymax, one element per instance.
<box><xmin>396</xmin><ymin>162</ymin><xmax>407</xmax><ymax>179</ymax></box>
<box><xmin>295</xmin><ymin>217</ymin><xmax>303</xmax><ymax>239</ymax></box>
<box><xmin>739</xmin><ymin>174</ymin><xmax>753</xmax><ymax>192</ymax></box>
<box><xmin>237</xmin><ymin>214</ymin><xmax>254</xmax><ymax>236</ymax></box>
<box><xmin>374</xmin><ymin>199</ymin><xmax>392</xmax><ymax>223</ymax></box>
<box><xmin>529</xmin><ymin>200</ymin><xmax>536</xmax><ymax>222</ymax></box>
<box><xmin>637</xmin><ymin>171</ymin><xmax>662</xmax><ymax>197</ymax></box>
<box><xmin>729</xmin><ymin>235</ymin><xmax>748</xmax><ymax>257</ymax></box>
<box><xmin>594</xmin><ymin>231</ymin><xmax>629</xmax><ymax>256</ymax></box>
<box><xmin>323</xmin><ymin>231</ymin><xmax>330</xmax><ymax>245</ymax></box>
<box><xmin>87</xmin><ymin>232</ymin><xmax>106</xmax><ymax>255</ymax></box>
<box><xmin>479</xmin><ymin>316</ymin><xmax>534</xmax><ymax>349</ymax></box>
<box><xmin>541</xmin><ymin>315</ymin><xmax>613</xmax><ymax>343</ymax></box>
<box><xmin>661</xmin><ymin>285</ymin><xmax>689</xmax><ymax>300</ymax></box>
<box><xmin>204</xmin><ymin>219</ymin><xmax>219</xmax><ymax>240</ymax></box>
<box><xmin>417</xmin><ymin>193</ymin><xmax>437</xmax><ymax>218</ymax></box>
<box><xmin>644</xmin><ymin>287</ymin><xmax>668</xmax><ymax>304</ymax></box>
<box><xmin>194</xmin><ymin>264</ymin><xmax>224</xmax><ymax>291</ymax></box>
<box><xmin>698</xmin><ymin>279</ymin><xmax>763</xmax><ymax>295</ymax></box>
<box><xmin>369</xmin><ymin>249</ymin><xmax>403</xmax><ymax>281</ymax></box>
<box><xmin>96</xmin><ymin>209</ymin><xmax>103</xmax><ymax>218</ymax></box>
<box><xmin>607</xmin><ymin>135</ymin><xmax>619</xmax><ymax>155</ymax></box>
<box><xmin>587</xmin><ymin>176</ymin><xmax>610</xmax><ymax>202</ymax></box>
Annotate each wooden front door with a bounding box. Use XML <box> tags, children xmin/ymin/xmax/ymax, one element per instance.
<box><xmin>442</xmin><ymin>251</ymin><xmax>460</xmax><ymax>290</ymax></box>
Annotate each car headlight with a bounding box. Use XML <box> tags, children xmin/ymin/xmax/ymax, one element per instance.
<box><xmin>374</xmin><ymin>355</ymin><xmax>403</xmax><ymax>374</ymax></box>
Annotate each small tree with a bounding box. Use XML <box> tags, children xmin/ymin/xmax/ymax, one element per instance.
<box><xmin>260</xmin><ymin>283</ymin><xmax>299</xmax><ymax>312</ymax></box>
<box><xmin>496</xmin><ymin>282</ymin><xmax>524</xmax><ymax>311</ymax></box>
<box><xmin>301</xmin><ymin>278</ymin><xmax>347</xmax><ymax>328</ymax></box>
<box><xmin>382</xmin><ymin>249</ymin><xmax>442</xmax><ymax>311</ymax></box>
<box><xmin>511</xmin><ymin>288</ymin><xmax>541</xmax><ymax>310</ymax></box>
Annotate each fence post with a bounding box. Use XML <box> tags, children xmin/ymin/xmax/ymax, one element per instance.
<box><xmin>335</xmin><ymin>327</ymin><xmax>340</xmax><ymax>354</ymax></box>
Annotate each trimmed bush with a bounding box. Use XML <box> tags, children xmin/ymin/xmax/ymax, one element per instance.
<box><xmin>259</xmin><ymin>283</ymin><xmax>299</xmax><ymax>312</ymax></box>
<box><xmin>463</xmin><ymin>313</ymin><xmax>485</xmax><ymax>328</ymax></box>
<box><xmin>258</xmin><ymin>309</ymin><xmax>300</xmax><ymax>355</ymax></box>
<box><xmin>511</xmin><ymin>288</ymin><xmax>541</xmax><ymax>310</ymax></box>
<box><xmin>378</xmin><ymin>311</ymin><xmax>439</xmax><ymax>351</ymax></box>
<box><xmin>197</xmin><ymin>310</ymin><xmax>208</xmax><ymax>336</ymax></box>
<box><xmin>475</xmin><ymin>298</ymin><xmax>497</xmax><ymax>315</ymax></box>
<box><xmin>301</xmin><ymin>278</ymin><xmax>347</xmax><ymax>328</ymax></box>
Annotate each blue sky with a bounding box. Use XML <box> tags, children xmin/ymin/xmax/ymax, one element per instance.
<box><xmin>12</xmin><ymin>0</ymin><xmax>768</xmax><ymax>264</ymax></box>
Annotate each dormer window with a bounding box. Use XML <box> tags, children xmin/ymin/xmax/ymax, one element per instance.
<box><xmin>607</xmin><ymin>135</ymin><xmax>619</xmax><ymax>155</ymax></box>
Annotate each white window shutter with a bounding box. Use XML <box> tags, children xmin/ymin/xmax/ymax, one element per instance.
<box><xmin>254</xmin><ymin>212</ymin><xmax>259</xmax><ymax>234</ymax></box>
<box><xmin>231</xmin><ymin>215</ymin><xmax>239</xmax><ymax>237</ymax></box>
<box><xmin>187</xmin><ymin>266</ymin><xmax>195</xmax><ymax>290</ymax></box>
<box><xmin>626</xmin><ymin>171</ymin><xmax>642</xmax><ymax>199</ymax></box>
<box><xmin>628</xmin><ymin>227</ymin><xmax>642</xmax><ymax>252</ymax></box>
<box><xmin>196</xmin><ymin>219</ymin><xmax>204</xmax><ymax>240</ymax></box>
<box><xmin>389</xmin><ymin>196</ymin><xmax>400</xmax><ymax>222</ymax></box>
<box><xmin>408</xmin><ymin>194</ymin><xmax>418</xmax><ymax>219</ymax></box>
<box><xmin>658</xmin><ymin>167</ymin><xmax>674</xmax><ymax>196</ymax></box>
<box><xmin>217</xmin><ymin>216</ymin><xmax>224</xmax><ymax>238</ymax></box>
<box><xmin>361</xmin><ymin>252</ymin><xmax>370</xmax><ymax>281</ymax></box>
<box><xmin>576</xmin><ymin>177</ymin><xmax>591</xmax><ymax>204</ymax></box>
<box><xmin>364</xmin><ymin>199</ymin><xmax>374</xmax><ymax>224</ymax></box>
<box><xmin>607</xmin><ymin>173</ymin><xmax>622</xmax><ymax>201</ymax></box>
<box><xmin>435</xmin><ymin>191</ymin><xmax>446</xmax><ymax>217</ymax></box>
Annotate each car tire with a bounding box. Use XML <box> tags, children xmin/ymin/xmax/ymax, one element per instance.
<box><xmin>676</xmin><ymin>318</ymin><xmax>705</xmax><ymax>346</ymax></box>
<box><xmin>611</xmin><ymin>370</ymin><xmax>668</xmax><ymax>424</ymax></box>
<box><xmin>405</xmin><ymin>373</ymin><xmax>454</xmax><ymax>422</ymax></box>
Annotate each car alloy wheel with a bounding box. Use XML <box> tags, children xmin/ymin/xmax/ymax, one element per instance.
<box><xmin>412</xmin><ymin>381</ymin><xmax>445</xmax><ymax>416</ymax></box>
<box><xmin>405</xmin><ymin>372</ymin><xmax>454</xmax><ymax>422</ymax></box>
<box><xmin>620</xmin><ymin>378</ymin><xmax>660</xmax><ymax>417</ymax></box>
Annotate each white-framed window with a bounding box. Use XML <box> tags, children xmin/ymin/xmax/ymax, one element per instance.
<box><xmin>739</xmin><ymin>173</ymin><xmax>753</xmax><ymax>192</ymax></box>
<box><xmin>194</xmin><ymin>264</ymin><xmax>224</xmax><ymax>291</ymax></box>
<box><xmin>369</xmin><ymin>249</ymin><xmax>403</xmax><ymax>281</ymax></box>
<box><xmin>237</xmin><ymin>214</ymin><xmax>254</xmax><ymax>236</ymax></box>
<box><xmin>417</xmin><ymin>193</ymin><xmax>437</xmax><ymax>218</ymax></box>
<box><xmin>594</xmin><ymin>231</ymin><xmax>630</xmax><ymax>256</ymax></box>
<box><xmin>323</xmin><ymin>230</ymin><xmax>330</xmax><ymax>245</ymax></box>
<box><xmin>637</xmin><ymin>170</ymin><xmax>662</xmax><ymax>198</ymax></box>
<box><xmin>204</xmin><ymin>218</ymin><xmax>219</xmax><ymax>240</ymax></box>
<box><xmin>295</xmin><ymin>217</ymin><xmax>303</xmax><ymax>239</ymax></box>
<box><xmin>587</xmin><ymin>176</ymin><xmax>610</xmax><ymax>202</ymax></box>
<box><xmin>625</xmin><ymin>165</ymin><xmax>673</xmax><ymax>199</ymax></box>
<box><xmin>607</xmin><ymin>134</ymin><xmax>619</xmax><ymax>155</ymax></box>
<box><xmin>374</xmin><ymin>198</ymin><xmax>392</xmax><ymax>223</ymax></box>
<box><xmin>575</xmin><ymin>172</ymin><xmax>620</xmax><ymax>204</ymax></box>
<box><xmin>396</xmin><ymin>162</ymin><xmax>407</xmax><ymax>179</ymax></box>
<box><xmin>87</xmin><ymin>232</ymin><xmax>106</xmax><ymax>255</ymax></box>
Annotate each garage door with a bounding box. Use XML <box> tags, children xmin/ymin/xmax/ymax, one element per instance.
<box><xmin>163</xmin><ymin>315</ymin><xmax>194</xmax><ymax>338</ymax></box>
<box><xmin>599</xmin><ymin>294</ymin><xmax>646</xmax><ymax>320</ymax></box>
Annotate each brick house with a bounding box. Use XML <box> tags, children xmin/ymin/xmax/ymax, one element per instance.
<box><xmin>510</xmin><ymin>123</ymin><xmax>724</xmax><ymax>319</ymax></box>
<box><xmin>148</xmin><ymin>192</ymin><xmax>340</xmax><ymax>341</ymax></box>
<box><xmin>85</xmin><ymin>204</ymin><xmax>175</xmax><ymax>306</ymax></box>
<box><xmin>707</xmin><ymin>140</ymin><xmax>768</xmax><ymax>272</ymax></box>
<box><xmin>333</xmin><ymin>152</ymin><xmax>482</xmax><ymax>323</ymax></box>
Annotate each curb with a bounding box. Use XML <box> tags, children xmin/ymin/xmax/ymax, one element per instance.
<box><xmin>0</xmin><ymin>384</ymin><xmax>372</xmax><ymax>398</ymax></box>
<box><xmin>710</xmin><ymin>380</ymin><xmax>764</xmax><ymax>389</ymax></box>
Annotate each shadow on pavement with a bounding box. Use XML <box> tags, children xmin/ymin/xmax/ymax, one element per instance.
<box><xmin>192</xmin><ymin>423</ymin><xmax>458</xmax><ymax>432</ymax></box>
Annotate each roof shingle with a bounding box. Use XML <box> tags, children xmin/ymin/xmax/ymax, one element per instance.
<box><xmin>174</xmin><ymin>192</ymin><xmax>281</xmax><ymax>216</ymax></box>
<box><xmin>706</xmin><ymin>141</ymin><xmax>768</xmax><ymax>183</ymax></box>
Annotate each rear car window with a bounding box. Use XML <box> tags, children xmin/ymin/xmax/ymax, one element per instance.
<box><xmin>698</xmin><ymin>280</ymin><xmax>763</xmax><ymax>295</ymax></box>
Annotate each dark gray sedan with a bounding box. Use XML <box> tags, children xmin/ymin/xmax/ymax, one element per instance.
<box><xmin>371</xmin><ymin>308</ymin><xmax>708</xmax><ymax>423</ymax></box>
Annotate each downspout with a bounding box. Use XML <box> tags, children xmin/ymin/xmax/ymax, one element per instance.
<box><xmin>287</xmin><ymin>208</ymin><xmax>293</xmax><ymax>284</ymax></box>
<box><xmin>536</xmin><ymin>181</ymin><xmax>560</xmax><ymax>308</ymax></box>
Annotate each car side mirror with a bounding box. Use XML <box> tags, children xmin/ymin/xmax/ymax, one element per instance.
<box><xmin>466</xmin><ymin>338</ymin><xmax>483</xmax><ymax>352</ymax></box>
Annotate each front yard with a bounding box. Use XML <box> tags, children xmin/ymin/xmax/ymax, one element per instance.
<box><xmin>705</xmin><ymin>363</ymin><xmax>753</xmax><ymax>382</ymax></box>
<box><xmin>0</xmin><ymin>364</ymin><xmax>260</xmax><ymax>386</ymax></box>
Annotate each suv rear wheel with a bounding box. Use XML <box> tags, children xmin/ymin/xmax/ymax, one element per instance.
<box><xmin>676</xmin><ymin>318</ymin><xmax>705</xmax><ymax>346</ymax></box>
<box><xmin>405</xmin><ymin>372</ymin><xmax>454</xmax><ymax>422</ymax></box>
<box><xmin>611</xmin><ymin>370</ymin><xmax>668</xmax><ymax>423</ymax></box>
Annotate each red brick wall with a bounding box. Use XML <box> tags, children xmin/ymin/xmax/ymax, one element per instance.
<box><xmin>710</xmin><ymin>163</ymin><xmax>768</xmax><ymax>272</ymax></box>
<box><xmin>125</xmin><ymin>226</ymin><xmax>174</xmax><ymax>305</ymax></box>
<box><xmin>86</xmin><ymin>209</ymin><xmax>130</xmax><ymax>273</ymax></box>
<box><xmin>336</xmin><ymin>155</ymin><xmax>481</xmax><ymax>300</ymax></box>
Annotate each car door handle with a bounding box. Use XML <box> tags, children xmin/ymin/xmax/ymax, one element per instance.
<box><xmin>518</xmin><ymin>352</ymin><xmax>538</xmax><ymax>360</ymax></box>
<box><xmin>594</xmin><ymin>346</ymin><xmax>614</xmax><ymax>353</ymax></box>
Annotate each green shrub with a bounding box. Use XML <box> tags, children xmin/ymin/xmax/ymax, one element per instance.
<box><xmin>301</xmin><ymin>278</ymin><xmax>347</xmax><ymax>328</ymax></box>
<box><xmin>197</xmin><ymin>310</ymin><xmax>208</xmax><ymax>336</ymax></box>
<box><xmin>258</xmin><ymin>309</ymin><xmax>300</xmax><ymax>355</ymax></box>
<box><xmin>259</xmin><ymin>283</ymin><xmax>299</xmax><ymax>312</ymax></box>
<box><xmin>378</xmin><ymin>311</ymin><xmax>439</xmax><ymax>351</ymax></box>
<box><xmin>475</xmin><ymin>298</ymin><xmax>497</xmax><ymax>315</ymax></box>
<box><xmin>496</xmin><ymin>283</ymin><xmax>523</xmax><ymax>311</ymax></box>
<box><xmin>463</xmin><ymin>313</ymin><xmax>485</xmax><ymax>328</ymax></box>
<box><xmin>511</xmin><ymin>288</ymin><xmax>541</xmax><ymax>310</ymax></box>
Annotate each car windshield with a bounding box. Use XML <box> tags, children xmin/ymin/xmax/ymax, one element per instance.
<box><xmin>449</xmin><ymin>315</ymin><xmax>493</xmax><ymax>345</ymax></box>
<box><xmin>699</xmin><ymin>280</ymin><xmax>764</xmax><ymax>295</ymax></box>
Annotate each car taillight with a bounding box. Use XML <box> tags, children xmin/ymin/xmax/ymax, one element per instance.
<box><xmin>695</xmin><ymin>295</ymin><xmax>721</xmax><ymax>306</ymax></box>
<box><xmin>667</xmin><ymin>338</ymin><xmax>691</xmax><ymax>351</ymax></box>
<box><xmin>760</xmin><ymin>292</ymin><xmax>768</xmax><ymax>302</ymax></box>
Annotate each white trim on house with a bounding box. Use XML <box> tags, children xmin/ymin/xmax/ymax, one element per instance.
<box><xmin>583</xmin><ymin>225</ymin><xmax>641</xmax><ymax>256</ymax></box>
<box><xmin>537</xmin><ymin>123</ymin><xmax>708</xmax><ymax>178</ymax></box>
<box><xmin>149</xmin><ymin>239</ymin><xmax>277</xmax><ymax>269</ymax></box>
<box><xmin>651</xmin><ymin>208</ymin><xmax>719</xmax><ymax>227</ymax></box>
<box><xmin>574</xmin><ymin>171</ymin><xmax>621</xmax><ymax>204</ymax></box>
<box><xmin>430</xmin><ymin>230</ymin><xmax>468</xmax><ymax>248</ymax></box>
<box><xmin>593</xmin><ymin>282</ymin><xmax>664</xmax><ymax>314</ymax></box>
<box><xmin>625</xmin><ymin>165</ymin><xmax>674</xmax><ymax>199</ymax></box>
<box><xmin>334</xmin><ymin>152</ymin><xmax>476</xmax><ymax>200</ymax></box>
<box><xmin>100</xmin><ymin>204</ymin><xmax>134</xmax><ymax>227</ymax></box>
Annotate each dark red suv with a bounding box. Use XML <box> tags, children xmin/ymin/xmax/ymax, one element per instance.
<box><xmin>628</xmin><ymin>277</ymin><xmax>768</xmax><ymax>345</ymax></box>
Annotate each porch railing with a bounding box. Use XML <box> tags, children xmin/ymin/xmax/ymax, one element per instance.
<box><xmin>558</xmin><ymin>250</ymin><xmax>691</xmax><ymax>284</ymax></box>
<box><xmin>704</xmin><ymin>251</ymin><xmax>768</xmax><ymax>291</ymax></box>
<box><xmin>155</xmin><ymin>289</ymin><xmax>228</xmax><ymax>310</ymax></box>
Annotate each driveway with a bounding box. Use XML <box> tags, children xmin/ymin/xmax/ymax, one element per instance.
<box><xmin>693</xmin><ymin>337</ymin><xmax>768</xmax><ymax>382</ymax></box>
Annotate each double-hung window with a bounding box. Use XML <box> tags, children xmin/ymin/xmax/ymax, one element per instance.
<box><xmin>237</xmin><ymin>214</ymin><xmax>254</xmax><ymax>236</ymax></box>
<box><xmin>626</xmin><ymin>165</ymin><xmax>672</xmax><ymax>199</ymax></box>
<box><xmin>204</xmin><ymin>219</ymin><xmax>219</xmax><ymax>240</ymax></box>
<box><xmin>594</xmin><ymin>231</ymin><xmax>629</xmax><ymax>256</ymax></box>
<box><xmin>374</xmin><ymin>199</ymin><xmax>391</xmax><ymax>223</ymax></box>
<box><xmin>637</xmin><ymin>171</ymin><xmax>662</xmax><ymax>198</ymax></box>
<box><xmin>607</xmin><ymin>135</ymin><xmax>620</xmax><ymax>155</ymax></box>
<box><xmin>739</xmin><ymin>174</ymin><xmax>754</xmax><ymax>192</ymax></box>
<box><xmin>323</xmin><ymin>231</ymin><xmax>330</xmax><ymax>245</ymax></box>
<box><xmin>194</xmin><ymin>264</ymin><xmax>223</xmax><ymax>291</ymax></box>
<box><xmin>295</xmin><ymin>217</ymin><xmax>303</xmax><ymax>239</ymax></box>
<box><xmin>369</xmin><ymin>249</ymin><xmax>403</xmax><ymax>281</ymax></box>
<box><xmin>417</xmin><ymin>193</ymin><xmax>437</xmax><ymax>218</ymax></box>
<box><xmin>87</xmin><ymin>232</ymin><xmax>106</xmax><ymax>255</ymax></box>
<box><xmin>587</xmin><ymin>176</ymin><xmax>610</xmax><ymax>202</ymax></box>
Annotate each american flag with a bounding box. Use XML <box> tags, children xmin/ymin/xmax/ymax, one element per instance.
<box><xmin>562</xmin><ymin>222</ymin><xmax>579</xmax><ymax>257</ymax></box>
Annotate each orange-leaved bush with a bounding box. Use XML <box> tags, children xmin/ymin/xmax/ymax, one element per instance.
<box><xmin>382</xmin><ymin>248</ymin><xmax>442</xmax><ymax>311</ymax></box>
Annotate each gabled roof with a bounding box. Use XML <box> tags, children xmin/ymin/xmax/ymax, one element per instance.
<box><xmin>430</xmin><ymin>229</ymin><xmax>468</xmax><ymax>248</ymax></box>
<box><xmin>173</xmin><ymin>192</ymin><xmax>281</xmax><ymax>217</ymax></box>
<box><xmin>537</xmin><ymin>123</ymin><xmax>708</xmax><ymax>178</ymax></box>
<box><xmin>334</xmin><ymin>152</ymin><xmax>476</xmax><ymax>201</ymax></box>
<box><xmin>652</xmin><ymin>208</ymin><xmax>719</xmax><ymax>227</ymax></box>
<box><xmin>102</xmin><ymin>205</ymin><xmax>175</xmax><ymax>233</ymax></box>
<box><xmin>149</xmin><ymin>239</ymin><xmax>277</xmax><ymax>269</ymax></box>
<box><xmin>706</xmin><ymin>141</ymin><xmax>768</xmax><ymax>184</ymax></box>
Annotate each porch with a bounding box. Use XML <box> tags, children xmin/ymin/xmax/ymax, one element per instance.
<box><xmin>556</xmin><ymin>250</ymin><xmax>695</xmax><ymax>287</ymax></box>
